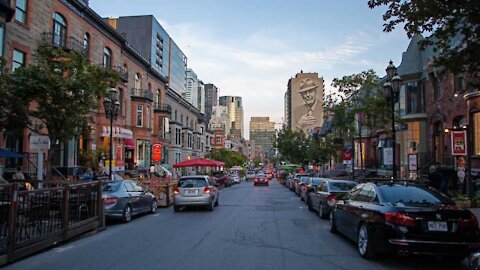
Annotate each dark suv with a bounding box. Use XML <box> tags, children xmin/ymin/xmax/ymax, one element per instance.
<box><xmin>211</xmin><ymin>171</ymin><xmax>228</xmax><ymax>186</ymax></box>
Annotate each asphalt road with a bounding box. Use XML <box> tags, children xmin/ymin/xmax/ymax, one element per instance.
<box><xmin>4</xmin><ymin>179</ymin><xmax>468</xmax><ymax>270</ymax></box>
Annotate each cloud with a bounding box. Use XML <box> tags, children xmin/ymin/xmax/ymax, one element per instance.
<box><xmin>162</xmin><ymin>21</ymin><xmax>390</xmax><ymax>138</ymax></box>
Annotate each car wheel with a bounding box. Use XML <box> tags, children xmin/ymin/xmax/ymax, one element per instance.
<box><xmin>122</xmin><ymin>205</ymin><xmax>132</xmax><ymax>223</ymax></box>
<box><xmin>319</xmin><ymin>203</ymin><xmax>327</xmax><ymax>219</ymax></box>
<box><xmin>358</xmin><ymin>224</ymin><xmax>376</xmax><ymax>259</ymax></box>
<box><xmin>150</xmin><ymin>200</ymin><xmax>157</xmax><ymax>214</ymax></box>
<box><xmin>329</xmin><ymin>211</ymin><xmax>338</xmax><ymax>234</ymax></box>
<box><xmin>173</xmin><ymin>205</ymin><xmax>181</xmax><ymax>212</ymax></box>
<box><xmin>307</xmin><ymin>197</ymin><xmax>313</xmax><ymax>211</ymax></box>
<box><xmin>214</xmin><ymin>195</ymin><xmax>219</xmax><ymax>206</ymax></box>
<box><xmin>206</xmin><ymin>200</ymin><xmax>214</xmax><ymax>211</ymax></box>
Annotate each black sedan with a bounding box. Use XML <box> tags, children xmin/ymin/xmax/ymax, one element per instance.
<box><xmin>330</xmin><ymin>182</ymin><xmax>480</xmax><ymax>260</ymax></box>
<box><xmin>307</xmin><ymin>178</ymin><xmax>357</xmax><ymax>218</ymax></box>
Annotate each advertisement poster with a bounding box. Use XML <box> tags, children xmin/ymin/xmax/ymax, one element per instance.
<box><xmin>408</xmin><ymin>154</ymin><xmax>417</xmax><ymax>171</ymax></box>
<box><xmin>383</xmin><ymin>148</ymin><xmax>393</xmax><ymax>166</ymax></box>
<box><xmin>451</xmin><ymin>131</ymin><xmax>467</xmax><ymax>156</ymax></box>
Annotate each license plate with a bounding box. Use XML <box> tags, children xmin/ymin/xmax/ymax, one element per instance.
<box><xmin>186</xmin><ymin>190</ymin><xmax>198</xmax><ymax>195</ymax></box>
<box><xmin>427</xmin><ymin>221</ymin><xmax>448</xmax><ymax>232</ymax></box>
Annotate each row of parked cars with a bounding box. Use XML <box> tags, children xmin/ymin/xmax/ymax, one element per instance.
<box><xmin>285</xmin><ymin>173</ymin><xmax>480</xmax><ymax>262</ymax></box>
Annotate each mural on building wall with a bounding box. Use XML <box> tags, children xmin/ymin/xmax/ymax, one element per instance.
<box><xmin>292</xmin><ymin>77</ymin><xmax>324</xmax><ymax>133</ymax></box>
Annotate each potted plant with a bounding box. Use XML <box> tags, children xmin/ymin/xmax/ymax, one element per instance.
<box><xmin>451</xmin><ymin>194</ymin><xmax>472</xmax><ymax>208</ymax></box>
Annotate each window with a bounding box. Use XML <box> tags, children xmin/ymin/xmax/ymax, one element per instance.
<box><xmin>0</xmin><ymin>24</ymin><xmax>4</xmax><ymax>58</ymax></box>
<box><xmin>135</xmin><ymin>73</ymin><xmax>141</xmax><ymax>89</ymax></box>
<box><xmin>103</xmin><ymin>47</ymin><xmax>112</xmax><ymax>68</ymax></box>
<box><xmin>117</xmin><ymin>88</ymin><xmax>123</xmax><ymax>115</ymax></box>
<box><xmin>474</xmin><ymin>112</ymin><xmax>480</xmax><ymax>156</ymax></box>
<box><xmin>15</xmin><ymin>0</ymin><xmax>27</xmax><ymax>24</ymax></box>
<box><xmin>53</xmin><ymin>13</ymin><xmax>67</xmax><ymax>47</ymax></box>
<box><xmin>12</xmin><ymin>49</ymin><xmax>26</xmax><ymax>72</ymax></box>
<box><xmin>155</xmin><ymin>89</ymin><xmax>161</xmax><ymax>105</ymax></box>
<box><xmin>455</xmin><ymin>73</ymin><xmax>464</xmax><ymax>94</ymax></box>
<box><xmin>405</xmin><ymin>81</ymin><xmax>425</xmax><ymax>114</ymax></box>
<box><xmin>83</xmin><ymin>33</ymin><xmax>90</xmax><ymax>56</ymax></box>
<box><xmin>136</xmin><ymin>105</ymin><xmax>143</xmax><ymax>127</ymax></box>
<box><xmin>146</xmin><ymin>106</ymin><xmax>151</xmax><ymax>129</ymax></box>
<box><xmin>216</xmin><ymin>136</ymin><xmax>222</xmax><ymax>143</ymax></box>
<box><xmin>431</xmin><ymin>73</ymin><xmax>441</xmax><ymax>100</ymax></box>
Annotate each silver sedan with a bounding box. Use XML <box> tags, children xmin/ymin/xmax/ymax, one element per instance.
<box><xmin>173</xmin><ymin>176</ymin><xmax>219</xmax><ymax>212</ymax></box>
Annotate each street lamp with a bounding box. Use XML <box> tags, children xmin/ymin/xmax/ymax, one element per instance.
<box><xmin>382</xmin><ymin>60</ymin><xmax>402</xmax><ymax>179</ymax></box>
<box><xmin>103</xmin><ymin>88</ymin><xmax>120</xmax><ymax>181</ymax></box>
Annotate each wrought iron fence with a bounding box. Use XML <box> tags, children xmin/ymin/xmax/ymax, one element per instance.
<box><xmin>0</xmin><ymin>182</ymin><xmax>101</xmax><ymax>265</ymax></box>
<box><xmin>131</xmin><ymin>88</ymin><xmax>153</xmax><ymax>100</ymax></box>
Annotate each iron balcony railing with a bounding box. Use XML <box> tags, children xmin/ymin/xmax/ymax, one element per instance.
<box><xmin>154</xmin><ymin>102</ymin><xmax>172</xmax><ymax>114</ymax></box>
<box><xmin>114</xmin><ymin>66</ymin><xmax>129</xmax><ymax>82</ymax></box>
<box><xmin>41</xmin><ymin>33</ymin><xmax>88</xmax><ymax>57</ymax></box>
<box><xmin>131</xmin><ymin>88</ymin><xmax>153</xmax><ymax>101</ymax></box>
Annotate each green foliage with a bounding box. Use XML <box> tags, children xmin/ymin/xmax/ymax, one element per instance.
<box><xmin>0</xmin><ymin>45</ymin><xmax>120</xmax><ymax>142</ymax></box>
<box><xmin>368</xmin><ymin>0</ymin><xmax>480</xmax><ymax>85</ymax></box>
<box><xmin>275</xmin><ymin>127</ymin><xmax>308</xmax><ymax>164</ymax></box>
<box><xmin>208</xmin><ymin>148</ymin><xmax>247</xmax><ymax>168</ymax></box>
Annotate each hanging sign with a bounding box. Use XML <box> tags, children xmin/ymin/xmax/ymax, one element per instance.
<box><xmin>152</xmin><ymin>143</ymin><xmax>162</xmax><ymax>162</ymax></box>
<box><xmin>451</xmin><ymin>131</ymin><xmax>467</xmax><ymax>156</ymax></box>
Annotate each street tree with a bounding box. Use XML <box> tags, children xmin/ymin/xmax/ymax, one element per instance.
<box><xmin>368</xmin><ymin>0</ymin><xmax>480</xmax><ymax>85</ymax></box>
<box><xmin>274</xmin><ymin>127</ymin><xmax>307</xmax><ymax>164</ymax></box>
<box><xmin>0</xmin><ymin>45</ymin><xmax>119</xmax><ymax>176</ymax></box>
<box><xmin>206</xmin><ymin>148</ymin><xmax>247</xmax><ymax>168</ymax></box>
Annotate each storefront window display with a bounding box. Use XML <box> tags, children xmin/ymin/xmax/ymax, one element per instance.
<box><xmin>136</xmin><ymin>139</ymin><xmax>151</xmax><ymax>168</ymax></box>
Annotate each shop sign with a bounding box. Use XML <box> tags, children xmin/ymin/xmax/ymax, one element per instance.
<box><xmin>30</xmin><ymin>135</ymin><xmax>50</xmax><ymax>150</ymax></box>
<box><xmin>383</xmin><ymin>148</ymin><xmax>393</xmax><ymax>165</ymax></box>
<box><xmin>152</xmin><ymin>143</ymin><xmax>162</xmax><ymax>162</ymax></box>
<box><xmin>342</xmin><ymin>150</ymin><xmax>352</xmax><ymax>165</ymax></box>
<box><xmin>451</xmin><ymin>131</ymin><xmax>467</xmax><ymax>156</ymax></box>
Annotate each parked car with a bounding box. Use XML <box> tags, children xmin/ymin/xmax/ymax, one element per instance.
<box><xmin>300</xmin><ymin>177</ymin><xmax>323</xmax><ymax>203</ymax></box>
<box><xmin>289</xmin><ymin>173</ymin><xmax>309</xmax><ymax>192</ymax></box>
<box><xmin>254</xmin><ymin>172</ymin><xmax>269</xmax><ymax>186</ymax></box>
<box><xmin>308</xmin><ymin>179</ymin><xmax>357</xmax><ymax>218</ymax></box>
<box><xmin>103</xmin><ymin>180</ymin><xmax>157</xmax><ymax>223</ymax></box>
<box><xmin>295</xmin><ymin>176</ymin><xmax>310</xmax><ymax>196</ymax></box>
<box><xmin>230</xmin><ymin>174</ymin><xmax>241</xmax><ymax>184</ymax></box>
<box><xmin>329</xmin><ymin>182</ymin><xmax>480</xmax><ymax>260</ymax></box>
<box><xmin>246</xmin><ymin>170</ymin><xmax>256</xmax><ymax>182</ymax></box>
<box><xmin>211</xmin><ymin>171</ymin><xmax>228</xmax><ymax>186</ymax></box>
<box><xmin>173</xmin><ymin>176</ymin><xmax>219</xmax><ymax>212</ymax></box>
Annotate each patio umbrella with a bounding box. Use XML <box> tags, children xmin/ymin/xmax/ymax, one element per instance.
<box><xmin>173</xmin><ymin>158</ymin><xmax>225</xmax><ymax>168</ymax></box>
<box><xmin>0</xmin><ymin>149</ymin><xmax>25</xmax><ymax>158</ymax></box>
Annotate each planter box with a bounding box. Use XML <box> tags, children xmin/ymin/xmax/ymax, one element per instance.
<box><xmin>454</xmin><ymin>200</ymin><xmax>472</xmax><ymax>208</ymax></box>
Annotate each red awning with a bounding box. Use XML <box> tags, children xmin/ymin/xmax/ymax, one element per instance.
<box><xmin>124</xmin><ymin>139</ymin><xmax>135</xmax><ymax>149</ymax></box>
<box><xmin>173</xmin><ymin>158</ymin><xmax>225</xmax><ymax>168</ymax></box>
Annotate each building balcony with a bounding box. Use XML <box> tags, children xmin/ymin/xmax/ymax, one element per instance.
<box><xmin>154</xmin><ymin>102</ymin><xmax>172</xmax><ymax>115</ymax></box>
<box><xmin>131</xmin><ymin>88</ymin><xmax>153</xmax><ymax>102</ymax></box>
<box><xmin>114</xmin><ymin>66</ymin><xmax>129</xmax><ymax>82</ymax></box>
<box><xmin>41</xmin><ymin>32</ymin><xmax>88</xmax><ymax>57</ymax></box>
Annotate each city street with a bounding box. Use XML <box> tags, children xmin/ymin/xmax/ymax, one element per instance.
<box><xmin>4</xmin><ymin>180</ymin><xmax>467</xmax><ymax>270</ymax></box>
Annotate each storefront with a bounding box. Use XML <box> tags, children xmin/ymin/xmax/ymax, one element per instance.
<box><xmin>136</xmin><ymin>139</ymin><xmax>152</xmax><ymax>168</ymax></box>
<box><xmin>101</xmin><ymin>126</ymin><xmax>133</xmax><ymax>173</ymax></box>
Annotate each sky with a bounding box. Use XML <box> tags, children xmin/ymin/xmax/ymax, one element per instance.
<box><xmin>90</xmin><ymin>0</ymin><xmax>411</xmax><ymax>138</ymax></box>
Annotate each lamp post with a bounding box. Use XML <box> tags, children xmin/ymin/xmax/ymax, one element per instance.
<box><xmin>103</xmin><ymin>88</ymin><xmax>120</xmax><ymax>181</ymax></box>
<box><xmin>383</xmin><ymin>61</ymin><xmax>402</xmax><ymax>179</ymax></box>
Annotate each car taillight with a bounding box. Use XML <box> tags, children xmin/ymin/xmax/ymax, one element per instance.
<box><xmin>104</xmin><ymin>196</ymin><xmax>117</xmax><ymax>206</ymax></box>
<box><xmin>174</xmin><ymin>187</ymin><xmax>180</xmax><ymax>194</ymax></box>
<box><xmin>204</xmin><ymin>187</ymin><xmax>211</xmax><ymax>194</ymax></box>
<box><xmin>460</xmin><ymin>212</ymin><xmax>478</xmax><ymax>229</ymax></box>
<box><xmin>327</xmin><ymin>194</ymin><xmax>337</xmax><ymax>206</ymax></box>
<box><xmin>385</xmin><ymin>212</ymin><xmax>416</xmax><ymax>227</ymax></box>
<box><xmin>254</xmin><ymin>179</ymin><xmax>259</xmax><ymax>182</ymax></box>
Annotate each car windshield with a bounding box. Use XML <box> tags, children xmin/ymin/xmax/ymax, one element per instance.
<box><xmin>378</xmin><ymin>185</ymin><xmax>451</xmax><ymax>206</ymax></box>
<box><xmin>178</xmin><ymin>179</ymin><xmax>208</xmax><ymax>188</ymax></box>
<box><xmin>247</xmin><ymin>171</ymin><xmax>255</xmax><ymax>174</ymax></box>
<box><xmin>103</xmin><ymin>182</ymin><xmax>121</xmax><ymax>192</ymax></box>
<box><xmin>329</xmin><ymin>182</ymin><xmax>357</xmax><ymax>192</ymax></box>
<box><xmin>311</xmin><ymin>178</ymin><xmax>322</xmax><ymax>185</ymax></box>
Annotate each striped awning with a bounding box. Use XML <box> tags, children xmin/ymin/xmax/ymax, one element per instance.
<box><xmin>101</xmin><ymin>126</ymin><xmax>133</xmax><ymax>139</ymax></box>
